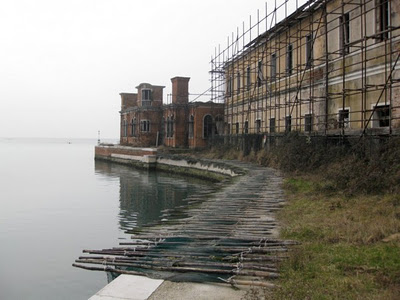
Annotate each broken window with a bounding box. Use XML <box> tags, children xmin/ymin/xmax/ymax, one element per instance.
<box><xmin>338</xmin><ymin>109</ymin><xmax>350</xmax><ymax>128</ymax></box>
<box><xmin>377</xmin><ymin>0</ymin><xmax>389</xmax><ymax>40</ymax></box>
<box><xmin>373</xmin><ymin>105</ymin><xmax>390</xmax><ymax>127</ymax></box>
<box><xmin>256</xmin><ymin>119</ymin><xmax>261</xmax><ymax>133</ymax></box>
<box><xmin>340</xmin><ymin>12</ymin><xmax>350</xmax><ymax>55</ymax></box>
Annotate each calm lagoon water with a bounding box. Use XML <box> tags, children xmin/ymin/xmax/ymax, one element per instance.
<box><xmin>0</xmin><ymin>138</ymin><xmax>214</xmax><ymax>299</ymax></box>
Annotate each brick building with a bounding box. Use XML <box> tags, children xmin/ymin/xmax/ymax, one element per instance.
<box><xmin>120</xmin><ymin>77</ymin><xmax>224</xmax><ymax>148</ymax></box>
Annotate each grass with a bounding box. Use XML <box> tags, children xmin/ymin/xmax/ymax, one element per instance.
<box><xmin>269</xmin><ymin>177</ymin><xmax>400</xmax><ymax>300</ymax></box>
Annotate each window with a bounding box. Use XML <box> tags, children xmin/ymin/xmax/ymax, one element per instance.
<box><xmin>122</xmin><ymin>119</ymin><xmax>128</xmax><ymax>137</ymax></box>
<box><xmin>140</xmin><ymin>120</ymin><xmax>150</xmax><ymax>132</ymax></box>
<box><xmin>237</xmin><ymin>72</ymin><xmax>241</xmax><ymax>94</ymax></box>
<box><xmin>227</xmin><ymin>76</ymin><xmax>233</xmax><ymax>97</ymax></box>
<box><xmin>340</xmin><ymin>13</ymin><xmax>350</xmax><ymax>55</ymax></box>
<box><xmin>227</xmin><ymin>123</ymin><xmax>231</xmax><ymax>135</ymax></box>
<box><xmin>246</xmin><ymin>66</ymin><xmax>251</xmax><ymax>90</ymax></box>
<box><xmin>306</xmin><ymin>34</ymin><xmax>313</xmax><ymax>68</ymax></box>
<box><xmin>142</xmin><ymin>89</ymin><xmax>152</xmax><ymax>106</ymax></box>
<box><xmin>286</xmin><ymin>44</ymin><xmax>293</xmax><ymax>75</ymax></box>
<box><xmin>338</xmin><ymin>109</ymin><xmax>350</xmax><ymax>128</ymax></box>
<box><xmin>131</xmin><ymin>118</ymin><xmax>137</xmax><ymax>137</ymax></box>
<box><xmin>257</xmin><ymin>61</ymin><xmax>263</xmax><ymax>87</ymax></box>
<box><xmin>285</xmin><ymin>115</ymin><xmax>292</xmax><ymax>132</ymax></box>
<box><xmin>188</xmin><ymin>115</ymin><xmax>194</xmax><ymax>138</ymax></box>
<box><xmin>166</xmin><ymin>116</ymin><xmax>174</xmax><ymax>137</ymax></box>
<box><xmin>256</xmin><ymin>119</ymin><xmax>261</xmax><ymax>133</ymax></box>
<box><xmin>271</xmin><ymin>53</ymin><xmax>277</xmax><ymax>81</ymax></box>
<box><xmin>203</xmin><ymin>115</ymin><xmax>213</xmax><ymax>138</ymax></box>
<box><xmin>270</xmin><ymin>118</ymin><xmax>276</xmax><ymax>133</ymax></box>
<box><xmin>305</xmin><ymin>114</ymin><xmax>313</xmax><ymax>132</ymax></box>
<box><xmin>244</xmin><ymin>120</ymin><xmax>249</xmax><ymax>134</ymax></box>
<box><xmin>373</xmin><ymin>105</ymin><xmax>390</xmax><ymax>127</ymax></box>
<box><xmin>215</xmin><ymin>115</ymin><xmax>224</xmax><ymax>135</ymax></box>
<box><xmin>377</xmin><ymin>0</ymin><xmax>389</xmax><ymax>40</ymax></box>
<box><xmin>235</xmin><ymin>122</ymin><xmax>239</xmax><ymax>134</ymax></box>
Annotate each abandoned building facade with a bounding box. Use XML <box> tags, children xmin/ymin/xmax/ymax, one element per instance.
<box><xmin>210</xmin><ymin>0</ymin><xmax>400</xmax><ymax>138</ymax></box>
<box><xmin>119</xmin><ymin>77</ymin><xmax>224</xmax><ymax>148</ymax></box>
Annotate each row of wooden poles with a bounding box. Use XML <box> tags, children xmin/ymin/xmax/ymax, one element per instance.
<box><xmin>73</xmin><ymin>165</ymin><xmax>297</xmax><ymax>287</ymax></box>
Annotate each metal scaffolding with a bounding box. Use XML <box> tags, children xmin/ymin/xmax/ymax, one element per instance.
<box><xmin>210</xmin><ymin>0</ymin><xmax>400</xmax><ymax>139</ymax></box>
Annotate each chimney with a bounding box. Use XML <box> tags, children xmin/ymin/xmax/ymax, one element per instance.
<box><xmin>171</xmin><ymin>77</ymin><xmax>190</xmax><ymax>105</ymax></box>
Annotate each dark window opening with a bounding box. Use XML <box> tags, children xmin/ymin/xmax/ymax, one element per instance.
<box><xmin>287</xmin><ymin>44</ymin><xmax>293</xmax><ymax>75</ymax></box>
<box><xmin>237</xmin><ymin>72</ymin><xmax>241</xmax><ymax>94</ymax></box>
<box><xmin>378</xmin><ymin>0</ymin><xmax>389</xmax><ymax>40</ymax></box>
<box><xmin>256</xmin><ymin>119</ymin><xmax>261</xmax><ymax>133</ymax></box>
<box><xmin>204</xmin><ymin>115</ymin><xmax>213</xmax><ymax>138</ymax></box>
<box><xmin>338</xmin><ymin>109</ymin><xmax>350</xmax><ymax>128</ymax></box>
<box><xmin>271</xmin><ymin>53</ymin><xmax>277</xmax><ymax>81</ymax></box>
<box><xmin>246</xmin><ymin>66</ymin><xmax>251</xmax><ymax>90</ymax></box>
<box><xmin>305</xmin><ymin>114</ymin><xmax>313</xmax><ymax>132</ymax></box>
<box><xmin>306</xmin><ymin>34</ymin><xmax>313</xmax><ymax>68</ymax></box>
<box><xmin>340</xmin><ymin>13</ymin><xmax>350</xmax><ymax>55</ymax></box>
<box><xmin>270</xmin><ymin>118</ymin><xmax>276</xmax><ymax>133</ymax></box>
<box><xmin>235</xmin><ymin>122</ymin><xmax>239</xmax><ymax>134</ymax></box>
<box><xmin>227</xmin><ymin>77</ymin><xmax>232</xmax><ymax>97</ymax></box>
<box><xmin>285</xmin><ymin>115</ymin><xmax>292</xmax><ymax>132</ymax></box>
<box><xmin>374</xmin><ymin>105</ymin><xmax>390</xmax><ymax>127</ymax></box>
<box><xmin>131</xmin><ymin>118</ymin><xmax>137</xmax><ymax>137</ymax></box>
<box><xmin>140</xmin><ymin>120</ymin><xmax>150</xmax><ymax>132</ymax></box>
<box><xmin>244</xmin><ymin>121</ymin><xmax>249</xmax><ymax>134</ymax></box>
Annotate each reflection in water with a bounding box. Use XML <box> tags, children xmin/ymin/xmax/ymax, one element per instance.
<box><xmin>95</xmin><ymin>160</ymin><xmax>214</xmax><ymax>232</ymax></box>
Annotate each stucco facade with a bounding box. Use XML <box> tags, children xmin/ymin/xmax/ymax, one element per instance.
<box><xmin>214</xmin><ymin>0</ymin><xmax>400</xmax><ymax>137</ymax></box>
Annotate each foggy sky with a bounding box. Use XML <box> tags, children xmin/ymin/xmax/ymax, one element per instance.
<box><xmin>0</xmin><ymin>0</ymin><xmax>303</xmax><ymax>139</ymax></box>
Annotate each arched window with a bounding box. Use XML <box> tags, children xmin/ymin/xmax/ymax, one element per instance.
<box><xmin>131</xmin><ymin>118</ymin><xmax>136</xmax><ymax>137</ymax></box>
<box><xmin>215</xmin><ymin>115</ymin><xmax>224</xmax><ymax>135</ymax></box>
<box><xmin>122</xmin><ymin>119</ymin><xmax>128</xmax><ymax>137</ymax></box>
<box><xmin>188</xmin><ymin>115</ymin><xmax>194</xmax><ymax>138</ymax></box>
<box><xmin>203</xmin><ymin>115</ymin><xmax>213</xmax><ymax>139</ymax></box>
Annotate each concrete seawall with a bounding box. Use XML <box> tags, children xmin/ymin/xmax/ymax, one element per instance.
<box><xmin>95</xmin><ymin>144</ymin><xmax>245</xmax><ymax>181</ymax></box>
